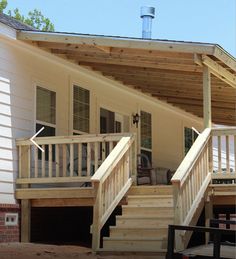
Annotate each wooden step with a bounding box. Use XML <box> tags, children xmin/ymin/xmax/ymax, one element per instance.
<box><xmin>103</xmin><ymin>237</ymin><xmax>167</xmax><ymax>252</ymax></box>
<box><xmin>122</xmin><ymin>205</ymin><xmax>174</xmax><ymax>217</ymax></box>
<box><xmin>128</xmin><ymin>186</ymin><xmax>172</xmax><ymax>196</ymax></box>
<box><xmin>116</xmin><ymin>215</ymin><xmax>173</xmax><ymax>228</ymax></box>
<box><xmin>127</xmin><ymin>195</ymin><xmax>173</xmax><ymax>206</ymax></box>
<box><xmin>109</xmin><ymin>226</ymin><xmax>168</xmax><ymax>239</ymax></box>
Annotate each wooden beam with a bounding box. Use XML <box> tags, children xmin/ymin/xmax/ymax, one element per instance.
<box><xmin>76</xmin><ymin>59</ymin><xmax>202</xmax><ymax>73</ymax></box>
<box><xmin>202</xmin><ymin>55</ymin><xmax>236</xmax><ymax>88</ymax></box>
<box><xmin>214</xmin><ymin>46</ymin><xmax>236</xmax><ymax>72</ymax></box>
<box><xmin>16</xmin><ymin>187</ymin><xmax>95</xmax><ymax>199</ymax></box>
<box><xmin>203</xmin><ymin>66</ymin><xmax>212</xmax><ymax>128</ymax></box>
<box><xmin>31</xmin><ymin>197</ymin><xmax>127</xmax><ymax>207</ymax></box>
<box><xmin>194</xmin><ymin>53</ymin><xmax>203</xmax><ymax>67</ymax></box>
<box><xmin>21</xmin><ymin>199</ymin><xmax>31</xmax><ymax>242</ymax></box>
<box><xmin>17</xmin><ymin>31</ymin><xmax>216</xmax><ymax>54</ymax></box>
<box><xmin>31</xmin><ymin>198</ymin><xmax>94</xmax><ymax>207</ymax></box>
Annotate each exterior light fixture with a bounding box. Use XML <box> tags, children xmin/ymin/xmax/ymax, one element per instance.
<box><xmin>132</xmin><ymin>113</ymin><xmax>140</xmax><ymax>128</ymax></box>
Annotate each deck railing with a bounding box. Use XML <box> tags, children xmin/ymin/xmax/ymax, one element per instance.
<box><xmin>16</xmin><ymin>133</ymin><xmax>135</xmax><ymax>187</ymax></box>
<box><xmin>171</xmin><ymin>127</ymin><xmax>236</xmax><ymax>250</ymax></box>
<box><xmin>211</xmin><ymin>128</ymin><xmax>236</xmax><ymax>181</ymax></box>
<box><xmin>91</xmin><ymin>134</ymin><xmax>136</xmax><ymax>251</ymax></box>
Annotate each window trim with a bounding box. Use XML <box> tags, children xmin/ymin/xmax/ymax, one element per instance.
<box><xmin>34</xmin><ymin>84</ymin><xmax>57</xmax><ymax>135</ymax></box>
<box><xmin>183</xmin><ymin>126</ymin><xmax>198</xmax><ymax>156</ymax></box>
<box><xmin>72</xmin><ymin>84</ymin><xmax>90</xmax><ymax>135</ymax></box>
<box><xmin>140</xmin><ymin>110</ymin><xmax>152</xmax><ymax>162</ymax></box>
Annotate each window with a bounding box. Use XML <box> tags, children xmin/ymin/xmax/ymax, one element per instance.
<box><xmin>36</xmin><ymin>86</ymin><xmax>56</xmax><ymax>125</ymax></box>
<box><xmin>184</xmin><ymin>127</ymin><xmax>198</xmax><ymax>155</ymax></box>
<box><xmin>36</xmin><ymin>86</ymin><xmax>56</xmax><ymax>160</ymax></box>
<box><xmin>140</xmin><ymin>111</ymin><xmax>152</xmax><ymax>164</ymax></box>
<box><xmin>73</xmin><ymin>85</ymin><xmax>90</xmax><ymax>133</ymax></box>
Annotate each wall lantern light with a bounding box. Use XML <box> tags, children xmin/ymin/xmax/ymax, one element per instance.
<box><xmin>132</xmin><ymin>113</ymin><xmax>140</xmax><ymax>128</ymax></box>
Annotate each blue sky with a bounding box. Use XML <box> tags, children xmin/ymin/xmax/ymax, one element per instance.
<box><xmin>6</xmin><ymin>0</ymin><xmax>236</xmax><ymax>56</ymax></box>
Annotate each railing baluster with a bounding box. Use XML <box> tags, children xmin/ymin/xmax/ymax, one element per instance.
<box><xmin>102</xmin><ymin>142</ymin><xmax>106</xmax><ymax>161</ymax></box>
<box><xmin>208</xmin><ymin>136</ymin><xmax>213</xmax><ymax>173</ymax></box>
<box><xmin>190</xmin><ymin>171</ymin><xmax>193</xmax><ymax>204</ymax></box>
<box><xmin>87</xmin><ymin>143</ymin><xmax>91</xmax><ymax>177</ymax></box>
<box><xmin>94</xmin><ymin>142</ymin><xmax>98</xmax><ymax>172</ymax></box>
<box><xmin>62</xmin><ymin>144</ymin><xmax>67</xmax><ymax>177</ymax></box>
<box><xmin>70</xmin><ymin>144</ymin><xmax>74</xmax><ymax>177</ymax></box>
<box><xmin>48</xmin><ymin>144</ymin><xmax>52</xmax><ymax>177</ymax></box>
<box><xmin>218</xmin><ymin>136</ymin><xmax>222</xmax><ymax>174</ymax></box>
<box><xmin>55</xmin><ymin>144</ymin><xmax>59</xmax><ymax>177</ymax></box>
<box><xmin>109</xmin><ymin>141</ymin><xmax>113</xmax><ymax>154</ymax></box>
<box><xmin>78</xmin><ymin>143</ymin><xmax>82</xmax><ymax>177</ymax></box>
<box><xmin>34</xmin><ymin>146</ymin><xmax>38</xmax><ymax>178</ymax></box>
<box><xmin>41</xmin><ymin>145</ymin><xmax>45</xmax><ymax>177</ymax></box>
<box><xmin>226</xmin><ymin>135</ymin><xmax>230</xmax><ymax>173</ymax></box>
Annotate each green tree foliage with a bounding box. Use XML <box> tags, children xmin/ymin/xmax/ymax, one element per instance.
<box><xmin>0</xmin><ymin>0</ymin><xmax>54</xmax><ymax>31</ymax></box>
<box><xmin>0</xmin><ymin>0</ymin><xmax>7</xmax><ymax>13</ymax></box>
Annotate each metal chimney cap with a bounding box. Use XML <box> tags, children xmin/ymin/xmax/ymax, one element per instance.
<box><xmin>140</xmin><ymin>6</ymin><xmax>155</xmax><ymax>18</ymax></box>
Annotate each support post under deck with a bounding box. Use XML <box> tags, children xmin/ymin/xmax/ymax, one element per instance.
<box><xmin>21</xmin><ymin>199</ymin><xmax>31</xmax><ymax>242</ymax></box>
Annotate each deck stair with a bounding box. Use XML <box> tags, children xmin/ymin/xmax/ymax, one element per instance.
<box><xmin>102</xmin><ymin>186</ymin><xmax>173</xmax><ymax>252</ymax></box>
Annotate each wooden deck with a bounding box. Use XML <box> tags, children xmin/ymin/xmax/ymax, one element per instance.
<box><xmin>15</xmin><ymin>128</ymin><xmax>236</xmax><ymax>251</ymax></box>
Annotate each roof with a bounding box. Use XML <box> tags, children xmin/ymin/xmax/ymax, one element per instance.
<box><xmin>1</xmin><ymin>14</ymin><xmax>235</xmax><ymax>126</ymax></box>
<box><xmin>0</xmin><ymin>12</ymin><xmax>35</xmax><ymax>31</ymax></box>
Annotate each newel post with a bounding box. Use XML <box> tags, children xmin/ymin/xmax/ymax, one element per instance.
<box><xmin>19</xmin><ymin>145</ymin><xmax>31</xmax><ymax>242</ymax></box>
<box><xmin>19</xmin><ymin>145</ymin><xmax>31</xmax><ymax>180</ymax></box>
<box><xmin>172</xmin><ymin>181</ymin><xmax>184</xmax><ymax>251</ymax></box>
<box><xmin>92</xmin><ymin>181</ymin><xmax>102</xmax><ymax>251</ymax></box>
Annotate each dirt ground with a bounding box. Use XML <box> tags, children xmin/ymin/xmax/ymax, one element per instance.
<box><xmin>0</xmin><ymin>243</ymin><xmax>165</xmax><ymax>259</ymax></box>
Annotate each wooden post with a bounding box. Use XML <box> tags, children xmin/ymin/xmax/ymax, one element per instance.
<box><xmin>92</xmin><ymin>182</ymin><xmax>101</xmax><ymax>251</ymax></box>
<box><xmin>21</xmin><ymin>199</ymin><xmax>31</xmax><ymax>242</ymax></box>
<box><xmin>203</xmin><ymin>66</ymin><xmax>212</xmax><ymax>128</ymax></box>
<box><xmin>172</xmin><ymin>183</ymin><xmax>184</xmax><ymax>251</ymax></box>
<box><xmin>20</xmin><ymin>146</ymin><xmax>31</xmax><ymax>180</ymax></box>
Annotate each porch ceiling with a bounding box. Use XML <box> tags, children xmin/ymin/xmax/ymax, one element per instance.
<box><xmin>18</xmin><ymin>31</ymin><xmax>236</xmax><ymax>126</ymax></box>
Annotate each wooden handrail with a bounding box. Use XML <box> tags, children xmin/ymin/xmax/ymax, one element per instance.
<box><xmin>172</xmin><ymin>128</ymin><xmax>211</xmax><ymax>185</ymax></box>
<box><xmin>171</xmin><ymin>126</ymin><xmax>236</xmax><ymax>250</ymax></box>
<box><xmin>91</xmin><ymin>136</ymin><xmax>133</xmax><ymax>183</ymax></box>
<box><xmin>17</xmin><ymin>133</ymin><xmax>132</xmax><ymax>186</ymax></box>
<box><xmin>171</xmin><ymin>128</ymin><xmax>212</xmax><ymax>250</ymax></box>
<box><xmin>91</xmin><ymin>134</ymin><xmax>136</xmax><ymax>251</ymax></box>
<box><xmin>16</xmin><ymin>133</ymin><xmax>132</xmax><ymax>146</ymax></box>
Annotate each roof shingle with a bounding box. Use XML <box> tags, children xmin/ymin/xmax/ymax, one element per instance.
<box><xmin>0</xmin><ymin>12</ymin><xmax>35</xmax><ymax>31</ymax></box>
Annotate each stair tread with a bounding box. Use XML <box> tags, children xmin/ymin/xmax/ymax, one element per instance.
<box><xmin>128</xmin><ymin>195</ymin><xmax>173</xmax><ymax>198</ymax></box>
<box><xmin>104</xmin><ymin>237</ymin><xmax>166</xmax><ymax>241</ymax></box>
<box><xmin>123</xmin><ymin>204</ymin><xmax>173</xmax><ymax>208</ymax></box>
<box><xmin>116</xmin><ymin>215</ymin><xmax>174</xmax><ymax>219</ymax></box>
<box><xmin>110</xmin><ymin>226</ymin><xmax>167</xmax><ymax>230</ymax></box>
<box><xmin>100</xmin><ymin>247</ymin><xmax>167</xmax><ymax>253</ymax></box>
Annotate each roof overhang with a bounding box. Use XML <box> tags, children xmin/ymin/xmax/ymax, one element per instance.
<box><xmin>17</xmin><ymin>30</ymin><xmax>236</xmax><ymax>126</ymax></box>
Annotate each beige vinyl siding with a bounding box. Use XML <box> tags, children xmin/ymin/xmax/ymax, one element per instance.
<box><xmin>0</xmin><ymin>44</ymin><xmax>32</xmax><ymax>204</ymax></box>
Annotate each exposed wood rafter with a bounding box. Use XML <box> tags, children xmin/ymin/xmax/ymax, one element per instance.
<box><xmin>202</xmin><ymin>55</ymin><xmax>236</xmax><ymax>89</ymax></box>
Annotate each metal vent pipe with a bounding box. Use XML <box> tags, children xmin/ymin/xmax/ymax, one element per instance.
<box><xmin>140</xmin><ymin>6</ymin><xmax>155</xmax><ymax>39</ymax></box>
